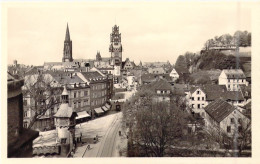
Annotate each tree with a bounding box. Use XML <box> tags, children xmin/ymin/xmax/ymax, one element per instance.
<box><xmin>122</xmin><ymin>86</ymin><xmax>188</xmax><ymax>157</ymax></box>
<box><xmin>22</xmin><ymin>72</ymin><xmax>62</xmax><ymax>129</ymax></box>
<box><xmin>247</xmin><ymin>33</ymin><xmax>251</xmax><ymax>46</ymax></box>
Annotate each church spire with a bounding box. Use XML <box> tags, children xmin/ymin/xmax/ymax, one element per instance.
<box><xmin>65</xmin><ymin>23</ymin><xmax>70</xmax><ymax>41</ymax></box>
<box><xmin>63</xmin><ymin>23</ymin><xmax>73</xmax><ymax>62</ymax></box>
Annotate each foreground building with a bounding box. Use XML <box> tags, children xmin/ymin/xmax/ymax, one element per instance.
<box><xmin>8</xmin><ymin>72</ymin><xmax>39</xmax><ymax>157</ymax></box>
<box><xmin>204</xmin><ymin>98</ymin><xmax>250</xmax><ymax>137</ymax></box>
<box><xmin>33</xmin><ymin>87</ymin><xmax>77</xmax><ymax>157</ymax></box>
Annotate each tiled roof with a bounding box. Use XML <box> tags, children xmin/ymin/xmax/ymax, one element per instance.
<box><xmin>149</xmin><ymin>78</ymin><xmax>173</xmax><ymax>91</ymax></box>
<box><xmin>244</xmin><ymin>101</ymin><xmax>251</xmax><ymax>110</ymax></box>
<box><xmin>205</xmin><ymin>98</ymin><xmax>235</xmax><ymax>123</ymax></box>
<box><xmin>189</xmin><ymin>84</ymin><xmax>244</xmax><ymax>101</ymax></box>
<box><xmin>58</xmin><ymin>75</ymin><xmax>84</xmax><ymax>84</ymax></box>
<box><xmin>54</xmin><ymin>104</ymin><xmax>73</xmax><ymax>118</ymax></box>
<box><xmin>223</xmin><ymin>69</ymin><xmax>246</xmax><ymax>79</ymax></box>
<box><xmin>80</xmin><ymin>71</ymin><xmax>105</xmax><ymax>81</ymax></box>
<box><xmin>173</xmin><ymin>84</ymin><xmax>190</xmax><ymax>96</ymax></box>
<box><xmin>141</xmin><ymin>73</ymin><xmax>173</xmax><ymax>83</ymax></box>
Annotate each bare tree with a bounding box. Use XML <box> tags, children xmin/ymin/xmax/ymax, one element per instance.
<box><xmin>22</xmin><ymin>72</ymin><xmax>62</xmax><ymax>129</ymax></box>
<box><xmin>122</xmin><ymin>87</ymin><xmax>188</xmax><ymax>157</ymax></box>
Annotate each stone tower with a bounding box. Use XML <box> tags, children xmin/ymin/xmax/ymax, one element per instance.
<box><xmin>62</xmin><ymin>23</ymin><xmax>73</xmax><ymax>62</ymax></box>
<box><xmin>54</xmin><ymin>86</ymin><xmax>77</xmax><ymax>156</ymax></box>
<box><xmin>109</xmin><ymin>25</ymin><xmax>122</xmax><ymax>76</ymax></box>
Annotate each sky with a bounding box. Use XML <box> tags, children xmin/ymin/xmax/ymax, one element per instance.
<box><xmin>7</xmin><ymin>2</ymin><xmax>251</xmax><ymax>66</ymax></box>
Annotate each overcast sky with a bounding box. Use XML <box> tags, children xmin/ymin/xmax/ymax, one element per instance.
<box><xmin>7</xmin><ymin>2</ymin><xmax>251</xmax><ymax>66</ymax></box>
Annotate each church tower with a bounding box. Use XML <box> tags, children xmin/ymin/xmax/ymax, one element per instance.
<box><xmin>109</xmin><ymin>25</ymin><xmax>122</xmax><ymax>77</ymax></box>
<box><xmin>62</xmin><ymin>23</ymin><xmax>73</xmax><ymax>62</ymax></box>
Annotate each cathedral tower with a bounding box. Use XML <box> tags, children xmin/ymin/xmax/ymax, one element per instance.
<box><xmin>62</xmin><ymin>23</ymin><xmax>73</xmax><ymax>62</ymax></box>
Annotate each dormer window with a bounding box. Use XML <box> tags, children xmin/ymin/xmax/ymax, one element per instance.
<box><xmin>197</xmin><ymin>91</ymin><xmax>200</xmax><ymax>94</ymax></box>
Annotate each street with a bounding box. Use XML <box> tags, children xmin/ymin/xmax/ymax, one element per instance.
<box><xmin>74</xmin><ymin>112</ymin><xmax>126</xmax><ymax>157</ymax></box>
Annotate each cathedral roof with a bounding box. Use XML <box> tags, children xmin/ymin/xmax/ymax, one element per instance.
<box><xmin>65</xmin><ymin>23</ymin><xmax>70</xmax><ymax>41</ymax></box>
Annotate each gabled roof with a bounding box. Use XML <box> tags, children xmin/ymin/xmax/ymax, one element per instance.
<box><xmin>205</xmin><ymin>98</ymin><xmax>236</xmax><ymax>123</ymax></box>
<box><xmin>173</xmin><ymin>84</ymin><xmax>190</xmax><ymax>96</ymax></box>
<box><xmin>189</xmin><ymin>84</ymin><xmax>244</xmax><ymax>101</ymax></box>
<box><xmin>223</xmin><ymin>69</ymin><xmax>246</xmax><ymax>79</ymax></box>
<box><xmin>149</xmin><ymin>78</ymin><xmax>173</xmax><ymax>91</ymax></box>
<box><xmin>141</xmin><ymin>73</ymin><xmax>173</xmax><ymax>83</ymax></box>
<box><xmin>54</xmin><ymin>104</ymin><xmax>73</xmax><ymax>118</ymax></box>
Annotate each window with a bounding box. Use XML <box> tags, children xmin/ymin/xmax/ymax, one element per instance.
<box><xmin>198</xmin><ymin>97</ymin><xmax>200</xmax><ymax>101</ymax></box>
<box><xmin>238</xmin><ymin>126</ymin><xmax>242</xmax><ymax>133</ymax></box>
<box><xmin>78</xmin><ymin>91</ymin><xmax>81</xmax><ymax>97</ymax></box>
<box><xmin>84</xmin><ymin>91</ymin><xmax>88</xmax><ymax>96</ymax></box>
<box><xmin>197</xmin><ymin>91</ymin><xmax>200</xmax><ymax>94</ymax></box>
<box><xmin>191</xmin><ymin>97</ymin><xmax>194</xmax><ymax>101</ymax></box>
<box><xmin>23</xmin><ymin>100</ymin><xmax>27</xmax><ymax>106</ymax></box>
<box><xmin>230</xmin><ymin>118</ymin><xmax>234</xmax><ymax>124</ymax></box>
<box><xmin>202</xmin><ymin>97</ymin><xmax>204</xmax><ymax>101</ymax></box>
<box><xmin>227</xmin><ymin>126</ymin><xmax>231</xmax><ymax>133</ymax></box>
<box><xmin>188</xmin><ymin>127</ymin><xmax>192</xmax><ymax>134</ymax></box>
<box><xmin>74</xmin><ymin>92</ymin><xmax>77</xmax><ymax>98</ymax></box>
<box><xmin>228</xmin><ymin>85</ymin><xmax>230</xmax><ymax>88</ymax></box>
<box><xmin>24</xmin><ymin>111</ymin><xmax>27</xmax><ymax>118</ymax></box>
<box><xmin>228</xmin><ymin>79</ymin><xmax>230</xmax><ymax>82</ymax></box>
<box><xmin>61</xmin><ymin>138</ymin><xmax>67</xmax><ymax>144</ymax></box>
<box><xmin>23</xmin><ymin>122</ymin><xmax>28</xmax><ymax>128</ymax></box>
<box><xmin>242</xmin><ymin>79</ymin><xmax>244</xmax><ymax>82</ymax></box>
<box><xmin>198</xmin><ymin>104</ymin><xmax>200</xmax><ymax>109</ymax></box>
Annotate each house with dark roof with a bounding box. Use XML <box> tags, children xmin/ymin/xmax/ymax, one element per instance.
<box><xmin>204</xmin><ymin>98</ymin><xmax>250</xmax><ymax>137</ymax></box>
<box><xmin>218</xmin><ymin>69</ymin><xmax>248</xmax><ymax>91</ymax></box>
<box><xmin>145</xmin><ymin>78</ymin><xmax>173</xmax><ymax>102</ymax></box>
<box><xmin>141</xmin><ymin>73</ymin><xmax>174</xmax><ymax>85</ymax></box>
<box><xmin>186</xmin><ymin>84</ymin><xmax>246</xmax><ymax>117</ymax></box>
